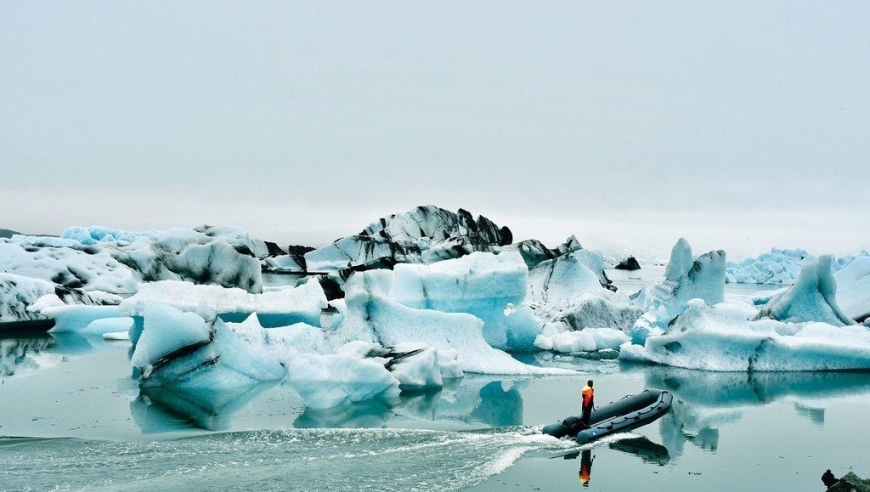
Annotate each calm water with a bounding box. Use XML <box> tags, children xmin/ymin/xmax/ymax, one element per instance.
<box><xmin>1</xmin><ymin>274</ymin><xmax>867</xmax><ymax>491</ymax></box>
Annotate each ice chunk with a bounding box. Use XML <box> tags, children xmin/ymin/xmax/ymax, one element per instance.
<box><xmin>507</xmin><ymin>236</ymin><xmax>583</xmax><ymax>268</ymax></box>
<box><xmin>303</xmin><ymin>206</ymin><xmax>511</xmax><ymax>272</ymax></box>
<box><xmin>0</xmin><ymin>238</ymin><xmax>139</xmax><ymax>295</ymax></box>
<box><xmin>388</xmin><ymin>251</ymin><xmax>540</xmax><ymax>351</ymax></box>
<box><xmin>621</xmin><ymin>299</ymin><xmax>870</xmax><ymax>371</ymax></box>
<box><xmin>726</xmin><ymin>248</ymin><xmax>814</xmax><ymax>284</ymax></box>
<box><xmin>133</xmin><ymin>303</ymin><xmax>286</xmax><ymax>391</ymax></box>
<box><xmin>527</xmin><ymin>252</ymin><xmax>602</xmax><ymax>303</ymax></box>
<box><xmin>630</xmin><ymin>239</ymin><xmax>725</xmax><ymax>344</ymax></box>
<box><xmin>382</xmin><ymin>343</ymin><xmax>444</xmax><ymax>390</ymax></box>
<box><xmin>535</xmin><ymin>328</ymin><xmax>630</xmax><ymax>353</ymax></box>
<box><xmin>756</xmin><ymin>255</ymin><xmax>854</xmax><ymax>326</ymax></box>
<box><xmin>120</xmin><ymin>278</ymin><xmax>327</xmax><ymax>328</ymax></box>
<box><xmin>228</xmin><ymin>313</ymin><xmax>328</xmax><ymax>355</ymax></box>
<box><xmin>284</xmin><ymin>351</ymin><xmax>400</xmax><ymax>409</ymax></box>
<box><xmin>36</xmin><ymin>303</ymin><xmax>133</xmax><ymax>336</ymax></box>
<box><xmin>834</xmin><ymin>256</ymin><xmax>870</xmax><ymax>323</ymax></box>
<box><xmin>525</xmin><ymin>253</ymin><xmax>642</xmax><ymax>336</ymax></box>
<box><xmin>340</xmin><ymin>269</ymin><xmax>568</xmax><ymax>375</ymax></box>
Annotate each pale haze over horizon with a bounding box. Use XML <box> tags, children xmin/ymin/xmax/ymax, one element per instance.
<box><xmin>2</xmin><ymin>2</ymin><xmax>868</xmax><ymax>261</ymax></box>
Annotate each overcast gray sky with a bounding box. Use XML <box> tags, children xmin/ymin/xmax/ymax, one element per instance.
<box><xmin>2</xmin><ymin>1</ymin><xmax>868</xmax><ymax>260</ymax></box>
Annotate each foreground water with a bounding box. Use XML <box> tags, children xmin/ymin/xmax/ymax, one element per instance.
<box><xmin>2</xmin><ymin>333</ymin><xmax>869</xmax><ymax>492</ymax></box>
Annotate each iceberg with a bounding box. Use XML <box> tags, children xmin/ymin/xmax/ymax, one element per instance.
<box><xmin>630</xmin><ymin>238</ymin><xmax>725</xmax><ymax>344</ymax></box>
<box><xmin>388</xmin><ymin>251</ymin><xmax>540</xmax><ymax>351</ymax></box>
<box><xmin>834</xmin><ymin>256</ymin><xmax>870</xmax><ymax>323</ymax></box>
<box><xmin>0</xmin><ymin>237</ymin><xmax>139</xmax><ymax>295</ymax></box>
<box><xmin>337</xmin><ymin>269</ymin><xmax>567</xmax><ymax>375</ymax></box>
<box><xmin>755</xmin><ymin>255</ymin><xmax>854</xmax><ymax>326</ymax></box>
<box><xmin>303</xmin><ymin>206</ymin><xmax>512</xmax><ymax>272</ymax></box>
<box><xmin>526</xmin><ymin>253</ymin><xmax>642</xmax><ymax>337</ymax></box>
<box><xmin>120</xmin><ymin>278</ymin><xmax>328</xmax><ymax>328</ymax></box>
<box><xmin>725</xmin><ymin>248</ymin><xmax>814</xmax><ymax>284</ymax></box>
<box><xmin>534</xmin><ymin>328</ymin><xmax>630</xmax><ymax>353</ymax></box>
<box><xmin>621</xmin><ymin>299</ymin><xmax>870</xmax><ymax>371</ymax></box>
<box><xmin>1</xmin><ymin>273</ymin><xmax>117</xmax><ymax>324</ymax></box>
<box><xmin>131</xmin><ymin>302</ymin><xmax>285</xmax><ymax>389</ymax></box>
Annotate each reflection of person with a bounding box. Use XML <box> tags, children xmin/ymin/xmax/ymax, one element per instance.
<box><xmin>581</xmin><ymin>380</ymin><xmax>595</xmax><ymax>427</ymax></box>
<box><xmin>579</xmin><ymin>449</ymin><xmax>594</xmax><ymax>487</ymax></box>
<box><xmin>821</xmin><ymin>469</ymin><xmax>838</xmax><ymax>488</ymax></box>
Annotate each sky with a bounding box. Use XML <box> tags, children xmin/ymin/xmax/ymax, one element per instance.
<box><xmin>2</xmin><ymin>1</ymin><xmax>868</xmax><ymax>261</ymax></box>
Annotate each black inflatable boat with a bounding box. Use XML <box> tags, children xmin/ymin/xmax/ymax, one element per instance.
<box><xmin>542</xmin><ymin>389</ymin><xmax>672</xmax><ymax>443</ymax></box>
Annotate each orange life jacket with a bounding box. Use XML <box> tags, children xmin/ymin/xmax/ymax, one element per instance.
<box><xmin>582</xmin><ymin>386</ymin><xmax>594</xmax><ymax>408</ymax></box>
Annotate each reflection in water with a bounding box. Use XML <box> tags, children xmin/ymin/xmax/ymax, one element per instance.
<box><xmin>609</xmin><ymin>436</ymin><xmax>670</xmax><ymax>465</ymax></box>
<box><xmin>0</xmin><ymin>336</ymin><xmax>57</xmax><ymax>377</ymax></box>
<box><xmin>579</xmin><ymin>448</ymin><xmax>593</xmax><ymax>487</ymax></box>
<box><xmin>639</xmin><ymin>366</ymin><xmax>870</xmax><ymax>407</ymax></box>
<box><xmin>132</xmin><ymin>381</ymin><xmax>277</xmax><ymax>432</ymax></box>
<box><xmin>793</xmin><ymin>403</ymin><xmax>825</xmax><ymax>426</ymax></box>
<box><xmin>469</xmin><ymin>380</ymin><xmax>524</xmax><ymax>426</ymax></box>
<box><xmin>557</xmin><ymin>436</ymin><xmax>669</xmax><ymax>487</ymax></box>
<box><xmin>294</xmin><ymin>399</ymin><xmax>396</xmax><ymax>428</ymax></box>
<box><xmin>296</xmin><ymin>378</ymin><xmax>527</xmax><ymax>429</ymax></box>
<box><xmin>634</xmin><ymin>365</ymin><xmax>870</xmax><ymax>457</ymax></box>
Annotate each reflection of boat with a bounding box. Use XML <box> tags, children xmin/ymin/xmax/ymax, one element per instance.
<box><xmin>543</xmin><ymin>389</ymin><xmax>672</xmax><ymax>443</ymax></box>
<box><xmin>555</xmin><ymin>436</ymin><xmax>670</xmax><ymax>466</ymax></box>
<box><xmin>609</xmin><ymin>436</ymin><xmax>670</xmax><ymax>465</ymax></box>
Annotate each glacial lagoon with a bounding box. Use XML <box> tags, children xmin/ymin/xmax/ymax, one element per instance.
<box><xmin>1</xmin><ymin>275</ymin><xmax>868</xmax><ymax>491</ymax></box>
<box><xmin>2</xmin><ymin>330</ymin><xmax>869</xmax><ymax>492</ymax></box>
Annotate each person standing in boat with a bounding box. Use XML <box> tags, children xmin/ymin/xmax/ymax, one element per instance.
<box><xmin>581</xmin><ymin>380</ymin><xmax>595</xmax><ymax>427</ymax></box>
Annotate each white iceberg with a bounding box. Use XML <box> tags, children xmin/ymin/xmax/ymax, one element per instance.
<box><xmin>725</xmin><ymin>248</ymin><xmax>814</xmax><ymax>285</ymax></box>
<box><xmin>120</xmin><ymin>278</ymin><xmax>328</xmax><ymax>328</ymax></box>
<box><xmin>620</xmin><ymin>298</ymin><xmax>870</xmax><ymax>371</ymax></box>
<box><xmin>534</xmin><ymin>328</ymin><xmax>630</xmax><ymax>353</ymax></box>
<box><xmin>336</xmin><ymin>269</ymin><xmax>568</xmax><ymax>375</ymax></box>
<box><xmin>834</xmin><ymin>255</ymin><xmax>870</xmax><ymax>323</ymax></box>
<box><xmin>388</xmin><ymin>251</ymin><xmax>540</xmax><ymax>351</ymax></box>
<box><xmin>630</xmin><ymin>238</ymin><xmax>725</xmax><ymax>344</ymax></box>
<box><xmin>131</xmin><ymin>302</ymin><xmax>286</xmax><ymax>389</ymax></box>
<box><xmin>755</xmin><ymin>255</ymin><xmax>854</xmax><ymax>326</ymax></box>
<box><xmin>525</xmin><ymin>253</ymin><xmax>642</xmax><ymax>337</ymax></box>
<box><xmin>303</xmin><ymin>206</ymin><xmax>511</xmax><ymax>272</ymax></box>
<box><xmin>0</xmin><ymin>237</ymin><xmax>139</xmax><ymax>295</ymax></box>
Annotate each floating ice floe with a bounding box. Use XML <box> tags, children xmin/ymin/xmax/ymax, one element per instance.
<box><xmin>620</xmin><ymin>298</ymin><xmax>870</xmax><ymax>371</ymax></box>
<box><xmin>1</xmin><ymin>273</ymin><xmax>117</xmax><ymax>324</ymax></box>
<box><xmin>131</xmin><ymin>302</ymin><xmax>286</xmax><ymax>389</ymax></box>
